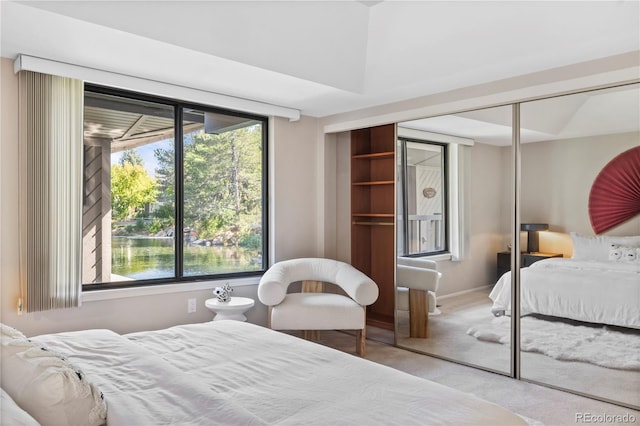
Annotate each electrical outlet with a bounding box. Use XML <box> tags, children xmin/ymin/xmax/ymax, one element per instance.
<box><xmin>187</xmin><ymin>298</ymin><xmax>197</xmax><ymax>313</ymax></box>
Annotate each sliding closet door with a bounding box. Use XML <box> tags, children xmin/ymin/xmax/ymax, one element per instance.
<box><xmin>519</xmin><ymin>84</ymin><xmax>640</xmax><ymax>409</ymax></box>
<box><xmin>395</xmin><ymin>105</ymin><xmax>514</xmax><ymax>375</ymax></box>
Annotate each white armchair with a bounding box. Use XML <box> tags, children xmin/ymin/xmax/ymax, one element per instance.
<box><xmin>258</xmin><ymin>258</ymin><xmax>379</xmax><ymax>356</ymax></box>
<box><xmin>396</xmin><ymin>257</ymin><xmax>442</xmax><ymax>338</ymax></box>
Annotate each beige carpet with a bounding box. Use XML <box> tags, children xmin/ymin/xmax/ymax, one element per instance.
<box><xmin>395</xmin><ymin>287</ymin><xmax>640</xmax><ymax>409</ymax></box>
<box><xmin>307</xmin><ymin>329</ymin><xmax>640</xmax><ymax>426</ymax></box>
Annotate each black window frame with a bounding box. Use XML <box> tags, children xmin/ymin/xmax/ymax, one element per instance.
<box><xmin>82</xmin><ymin>84</ymin><xmax>269</xmax><ymax>291</ymax></box>
<box><xmin>398</xmin><ymin>137</ymin><xmax>449</xmax><ymax>257</ymax></box>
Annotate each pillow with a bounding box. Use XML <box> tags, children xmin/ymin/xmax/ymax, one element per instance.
<box><xmin>1</xmin><ymin>387</ymin><xmax>40</xmax><ymax>426</ymax></box>
<box><xmin>571</xmin><ymin>232</ymin><xmax>640</xmax><ymax>261</ymax></box>
<box><xmin>1</xmin><ymin>323</ymin><xmax>107</xmax><ymax>426</ymax></box>
<box><xmin>610</xmin><ymin>245</ymin><xmax>640</xmax><ymax>263</ymax></box>
<box><xmin>1</xmin><ymin>322</ymin><xmax>27</xmax><ymax>339</ymax></box>
<box><xmin>608</xmin><ymin>245</ymin><xmax>623</xmax><ymax>261</ymax></box>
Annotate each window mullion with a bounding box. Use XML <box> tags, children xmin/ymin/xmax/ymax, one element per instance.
<box><xmin>175</xmin><ymin>106</ymin><xmax>184</xmax><ymax>278</ymax></box>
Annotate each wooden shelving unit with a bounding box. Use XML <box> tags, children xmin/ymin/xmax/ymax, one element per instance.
<box><xmin>350</xmin><ymin>124</ymin><xmax>395</xmax><ymax>330</ymax></box>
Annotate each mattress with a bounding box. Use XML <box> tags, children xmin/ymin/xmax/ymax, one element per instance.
<box><xmin>32</xmin><ymin>320</ymin><xmax>527</xmax><ymax>425</ymax></box>
<box><xmin>490</xmin><ymin>258</ymin><xmax>640</xmax><ymax>329</ymax></box>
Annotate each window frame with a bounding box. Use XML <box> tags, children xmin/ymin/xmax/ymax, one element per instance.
<box><xmin>398</xmin><ymin>137</ymin><xmax>449</xmax><ymax>258</ymax></box>
<box><xmin>82</xmin><ymin>84</ymin><xmax>269</xmax><ymax>291</ymax></box>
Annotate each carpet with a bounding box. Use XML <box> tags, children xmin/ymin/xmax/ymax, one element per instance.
<box><xmin>467</xmin><ymin>316</ymin><xmax>640</xmax><ymax>371</ymax></box>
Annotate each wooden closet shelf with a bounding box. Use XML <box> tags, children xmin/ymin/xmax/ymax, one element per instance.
<box><xmin>352</xmin><ymin>151</ymin><xmax>394</xmax><ymax>160</ymax></box>
<box><xmin>352</xmin><ymin>181</ymin><xmax>394</xmax><ymax>186</ymax></box>
<box><xmin>351</xmin><ymin>124</ymin><xmax>396</xmax><ymax>329</ymax></box>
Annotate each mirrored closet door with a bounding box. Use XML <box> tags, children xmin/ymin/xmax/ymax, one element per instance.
<box><xmin>519</xmin><ymin>83</ymin><xmax>640</xmax><ymax>409</ymax></box>
<box><xmin>395</xmin><ymin>105</ymin><xmax>514</xmax><ymax>375</ymax></box>
<box><xmin>391</xmin><ymin>83</ymin><xmax>639</xmax><ymax>409</ymax></box>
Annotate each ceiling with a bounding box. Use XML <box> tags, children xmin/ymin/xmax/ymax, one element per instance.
<box><xmin>1</xmin><ymin>1</ymin><xmax>639</xmax><ymax>118</ymax></box>
<box><xmin>400</xmin><ymin>83</ymin><xmax>640</xmax><ymax>145</ymax></box>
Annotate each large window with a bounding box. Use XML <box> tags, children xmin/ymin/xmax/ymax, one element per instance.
<box><xmin>82</xmin><ymin>86</ymin><xmax>267</xmax><ymax>288</ymax></box>
<box><xmin>397</xmin><ymin>138</ymin><xmax>447</xmax><ymax>256</ymax></box>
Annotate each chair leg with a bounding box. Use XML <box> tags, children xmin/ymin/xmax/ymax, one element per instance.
<box><xmin>356</xmin><ymin>328</ymin><xmax>366</xmax><ymax>357</ymax></box>
<box><xmin>409</xmin><ymin>289</ymin><xmax>428</xmax><ymax>338</ymax></box>
<box><xmin>267</xmin><ymin>306</ymin><xmax>273</xmax><ymax>329</ymax></box>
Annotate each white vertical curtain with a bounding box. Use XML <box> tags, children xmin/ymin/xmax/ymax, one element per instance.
<box><xmin>19</xmin><ymin>71</ymin><xmax>83</xmax><ymax>312</ymax></box>
<box><xmin>449</xmin><ymin>143</ymin><xmax>470</xmax><ymax>261</ymax></box>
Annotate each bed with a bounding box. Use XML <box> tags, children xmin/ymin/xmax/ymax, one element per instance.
<box><xmin>1</xmin><ymin>320</ymin><xmax>529</xmax><ymax>425</ymax></box>
<box><xmin>489</xmin><ymin>233</ymin><xmax>640</xmax><ymax>329</ymax></box>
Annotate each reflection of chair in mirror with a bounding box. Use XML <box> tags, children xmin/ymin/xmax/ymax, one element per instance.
<box><xmin>397</xmin><ymin>257</ymin><xmax>442</xmax><ymax>338</ymax></box>
<box><xmin>257</xmin><ymin>258</ymin><xmax>379</xmax><ymax>356</ymax></box>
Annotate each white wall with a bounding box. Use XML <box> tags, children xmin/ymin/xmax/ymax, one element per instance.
<box><xmin>416</xmin><ymin>133</ymin><xmax>640</xmax><ymax>294</ymax></box>
<box><xmin>331</xmin><ymin>131</ymin><xmax>352</xmax><ymax>263</ymax></box>
<box><xmin>2</xmin><ymin>51</ymin><xmax>637</xmax><ymax>335</ymax></box>
<box><xmin>390</xmin><ymin>142</ymin><xmax>510</xmax><ymax>296</ymax></box>
<box><xmin>436</xmin><ymin>143</ymin><xmax>509</xmax><ymax>295</ymax></box>
<box><xmin>521</xmin><ymin>132</ymin><xmax>640</xmax><ymax>255</ymax></box>
<box><xmin>0</xmin><ymin>58</ymin><xmax>323</xmax><ymax>336</ymax></box>
<box><xmin>270</xmin><ymin>115</ymin><xmax>323</xmax><ymax>261</ymax></box>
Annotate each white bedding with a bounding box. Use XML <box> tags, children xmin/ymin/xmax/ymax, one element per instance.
<box><xmin>33</xmin><ymin>321</ymin><xmax>527</xmax><ymax>425</ymax></box>
<box><xmin>489</xmin><ymin>258</ymin><xmax>640</xmax><ymax>329</ymax></box>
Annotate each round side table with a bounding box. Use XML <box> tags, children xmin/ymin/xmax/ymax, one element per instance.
<box><xmin>205</xmin><ymin>297</ymin><xmax>255</xmax><ymax>321</ymax></box>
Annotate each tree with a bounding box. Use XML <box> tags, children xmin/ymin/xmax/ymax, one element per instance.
<box><xmin>111</xmin><ymin>161</ymin><xmax>157</xmax><ymax>221</ymax></box>
<box><xmin>153</xmin><ymin>145</ymin><xmax>175</xmax><ymax>222</ymax></box>
<box><xmin>155</xmin><ymin>125</ymin><xmax>263</xmax><ymax>245</ymax></box>
<box><xmin>119</xmin><ymin>149</ymin><xmax>144</xmax><ymax>166</ymax></box>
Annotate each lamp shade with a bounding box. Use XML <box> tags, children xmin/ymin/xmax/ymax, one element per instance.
<box><xmin>521</xmin><ymin>223</ymin><xmax>548</xmax><ymax>231</ymax></box>
<box><xmin>521</xmin><ymin>223</ymin><xmax>548</xmax><ymax>253</ymax></box>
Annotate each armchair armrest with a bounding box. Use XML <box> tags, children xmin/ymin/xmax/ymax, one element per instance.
<box><xmin>257</xmin><ymin>266</ymin><xmax>288</xmax><ymax>306</ymax></box>
<box><xmin>397</xmin><ymin>264</ymin><xmax>442</xmax><ymax>293</ymax></box>
<box><xmin>398</xmin><ymin>257</ymin><xmax>438</xmax><ymax>270</ymax></box>
<box><xmin>334</xmin><ymin>263</ymin><xmax>378</xmax><ymax>306</ymax></box>
<box><xmin>257</xmin><ymin>258</ymin><xmax>379</xmax><ymax>307</ymax></box>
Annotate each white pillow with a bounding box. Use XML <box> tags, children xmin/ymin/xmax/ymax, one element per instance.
<box><xmin>571</xmin><ymin>232</ymin><xmax>640</xmax><ymax>261</ymax></box>
<box><xmin>1</xmin><ymin>387</ymin><xmax>40</xmax><ymax>426</ymax></box>
<box><xmin>610</xmin><ymin>245</ymin><xmax>640</xmax><ymax>263</ymax></box>
<box><xmin>1</xmin><ymin>323</ymin><xmax>107</xmax><ymax>426</ymax></box>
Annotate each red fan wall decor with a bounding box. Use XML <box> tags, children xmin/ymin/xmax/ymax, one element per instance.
<box><xmin>588</xmin><ymin>146</ymin><xmax>640</xmax><ymax>234</ymax></box>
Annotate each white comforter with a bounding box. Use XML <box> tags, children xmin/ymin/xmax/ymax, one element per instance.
<box><xmin>490</xmin><ymin>258</ymin><xmax>640</xmax><ymax>329</ymax></box>
<box><xmin>33</xmin><ymin>321</ymin><xmax>526</xmax><ymax>425</ymax></box>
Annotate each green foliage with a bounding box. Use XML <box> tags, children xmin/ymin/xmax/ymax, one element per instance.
<box><xmin>148</xmin><ymin>219</ymin><xmax>165</xmax><ymax>234</ymax></box>
<box><xmin>154</xmin><ymin>124</ymin><xmax>263</xmax><ymax>246</ymax></box>
<box><xmin>111</xmin><ymin>161</ymin><xmax>158</xmax><ymax>221</ymax></box>
<box><xmin>119</xmin><ymin>149</ymin><xmax>144</xmax><ymax>166</ymax></box>
<box><xmin>239</xmin><ymin>233</ymin><xmax>261</xmax><ymax>250</ymax></box>
<box><xmin>135</xmin><ymin>218</ymin><xmax>146</xmax><ymax>231</ymax></box>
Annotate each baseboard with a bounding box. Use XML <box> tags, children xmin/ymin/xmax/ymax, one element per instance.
<box><xmin>438</xmin><ymin>284</ymin><xmax>492</xmax><ymax>301</ymax></box>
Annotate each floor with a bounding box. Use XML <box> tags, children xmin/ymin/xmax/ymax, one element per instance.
<box><xmin>311</xmin><ymin>329</ymin><xmax>639</xmax><ymax>426</ymax></box>
<box><xmin>395</xmin><ymin>286</ymin><xmax>640</xmax><ymax>408</ymax></box>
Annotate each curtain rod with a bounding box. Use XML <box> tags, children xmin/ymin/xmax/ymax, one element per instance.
<box><xmin>14</xmin><ymin>54</ymin><xmax>301</xmax><ymax>121</ymax></box>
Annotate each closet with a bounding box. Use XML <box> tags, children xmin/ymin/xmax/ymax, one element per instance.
<box><xmin>350</xmin><ymin>124</ymin><xmax>395</xmax><ymax>329</ymax></box>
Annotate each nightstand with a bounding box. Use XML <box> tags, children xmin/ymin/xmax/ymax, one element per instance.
<box><xmin>205</xmin><ymin>297</ymin><xmax>255</xmax><ymax>321</ymax></box>
<box><xmin>496</xmin><ymin>251</ymin><xmax>563</xmax><ymax>279</ymax></box>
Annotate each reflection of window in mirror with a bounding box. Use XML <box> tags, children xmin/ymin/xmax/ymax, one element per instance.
<box><xmin>398</xmin><ymin>139</ymin><xmax>446</xmax><ymax>256</ymax></box>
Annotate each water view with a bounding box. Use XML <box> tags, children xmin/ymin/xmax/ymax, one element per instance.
<box><xmin>111</xmin><ymin>236</ymin><xmax>261</xmax><ymax>281</ymax></box>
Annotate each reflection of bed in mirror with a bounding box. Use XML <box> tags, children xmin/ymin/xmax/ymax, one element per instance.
<box><xmin>489</xmin><ymin>233</ymin><xmax>640</xmax><ymax>329</ymax></box>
